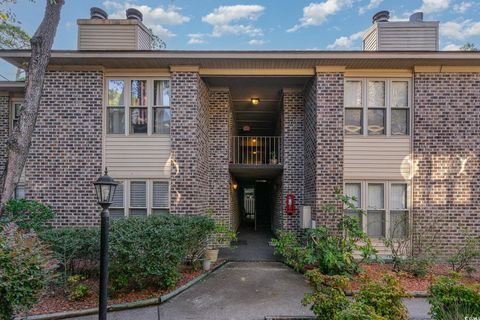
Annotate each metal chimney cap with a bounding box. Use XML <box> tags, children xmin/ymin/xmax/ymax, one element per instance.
<box><xmin>372</xmin><ymin>10</ymin><xmax>390</xmax><ymax>24</ymax></box>
<box><xmin>90</xmin><ymin>7</ymin><xmax>108</xmax><ymax>20</ymax></box>
<box><xmin>409</xmin><ymin>12</ymin><xmax>424</xmax><ymax>22</ymax></box>
<box><xmin>126</xmin><ymin>8</ymin><xmax>143</xmax><ymax>21</ymax></box>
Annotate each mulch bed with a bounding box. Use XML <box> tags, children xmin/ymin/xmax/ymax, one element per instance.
<box><xmin>350</xmin><ymin>263</ymin><xmax>480</xmax><ymax>293</ymax></box>
<box><xmin>28</xmin><ymin>261</ymin><xmax>223</xmax><ymax>316</ymax></box>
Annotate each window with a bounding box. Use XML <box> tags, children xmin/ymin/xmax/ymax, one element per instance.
<box><xmin>391</xmin><ymin>81</ymin><xmax>409</xmax><ymax>135</ymax></box>
<box><xmin>152</xmin><ymin>181</ymin><xmax>169</xmax><ymax>215</ymax></box>
<box><xmin>105</xmin><ymin>78</ymin><xmax>171</xmax><ymax>135</ymax></box>
<box><xmin>345</xmin><ymin>81</ymin><xmax>363</xmax><ymax>135</ymax></box>
<box><xmin>130</xmin><ymin>181</ymin><xmax>147</xmax><ymax>217</ymax></box>
<box><xmin>390</xmin><ymin>184</ymin><xmax>408</xmax><ymax>238</ymax></box>
<box><xmin>344</xmin><ymin>181</ymin><xmax>409</xmax><ymax>239</ymax></box>
<box><xmin>107</xmin><ymin>80</ymin><xmax>125</xmax><ymax>134</ymax></box>
<box><xmin>344</xmin><ymin>78</ymin><xmax>411</xmax><ymax>137</ymax></box>
<box><xmin>14</xmin><ymin>184</ymin><xmax>25</xmax><ymax>199</ymax></box>
<box><xmin>367</xmin><ymin>183</ymin><xmax>385</xmax><ymax>237</ymax></box>
<box><xmin>344</xmin><ymin>183</ymin><xmax>362</xmax><ymax>227</ymax></box>
<box><xmin>110</xmin><ymin>181</ymin><xmax>125</xmax><ymax>219</ymax></box>
<box><xmin>130</xmin><ymin>80</ymin><xmax>148</xmax><ymax>134</ymax></box>
<box><xmin>153</xmin><ymin>80</ymin><xmax>171</xmax><ymax>134</ymax></box>
<box><xmin>11</xmin><ymin>101</ymin><xmax>22</xmax><ymax>130</ymax></box>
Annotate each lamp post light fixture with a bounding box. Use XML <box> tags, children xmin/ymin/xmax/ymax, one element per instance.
<box><xmin>93</xmin><ymin>168</ymin><xmax>117</xmax><ymax>320</ymax></box>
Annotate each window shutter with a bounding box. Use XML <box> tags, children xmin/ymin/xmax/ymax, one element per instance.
<box><xmin>153</xmin><ymin>181</ymin><xmax>169</xmax><ymax>208</ymax></box>
<box><xmin>112</xmin><ymin>183</ymin><xmax>124</xmax><ymax>208</ymax></box>
<box><xmin>130</xmin><ymin>182</ymin><xmax>146</xmax><ymax>207</ymax></box>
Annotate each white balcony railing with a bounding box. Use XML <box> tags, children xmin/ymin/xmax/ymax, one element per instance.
<box><xmin>231</xmin><ymin>136</ymin><xmax>282</xmax><ymax>165</ymax></box>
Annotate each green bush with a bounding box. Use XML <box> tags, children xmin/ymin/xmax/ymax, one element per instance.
<box><xmin>355</xmin><ymin>274</ymin><xmax>409</xmax><ymax>320</ymax></box>
<box><xmin>40</xmin><ymin>227</ymin><xmax>100</xmax><ymax>281</ymax></box>
<box><xmin>399</xmin><ymin>256</ymin><xmax>431</xmax><ymax>278</ymax></box>
<box><xmin>302</xmin><ymin>270</ymin><xmax>350</xmax><ymax>320</ymax></box>
<box><xmin>0</xmin><ymin>224</ymin><xmax>56</xmax><ymax>319</ymax></box>
<box><xmin>271</xmin><ymin>230</ymin><xmax>309</xmax><ymax>272</ymax></box>
<box><xmin>335</xmin><ymin>302</ymin><xmax>387</xmax><ymax>320</ymax></box>
<box><xmin>66</xmin><ymin>275</ymin><xmax>90</xmax><ymax>301</ymax></box>
<box><xmin>447</xmin><ymin>236</ymin><xmax>480</xmax><ymax>273</ymax></box>
<box><xmin>0</xmin><ymin>199</ymin><xmax>54</xmax><ymax>232</ymax></box>
<box><xmin>273</xmin><ymin>188</ymin><xmax>378</xmax><ymax>276</ymax></box>
<box><xmin>109</xmin><ymin>215</ymin><xmax>214</xmax><ymax>291</ymax></box>
<box><xmin>428</xmin><ymin>274</ymin><xmax>480</xmax><ymax>320</ymax></box>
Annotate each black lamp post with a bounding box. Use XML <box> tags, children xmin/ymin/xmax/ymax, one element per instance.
<box><xmin>93</xmin><ymin>169</ymin><xmax>117</xmax><ymax>320</ymax></box>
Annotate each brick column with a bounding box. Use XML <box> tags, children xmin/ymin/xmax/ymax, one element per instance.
<box><xmin>413</xmin><ymin>72</ymin><xmax>480</xmax><ymax>260</ymax></box>
<box><xmin>0</xmin><ymin>95</ymin><xmax>9</xmax><ymax>173</ymax></box>
<box><xmin>170</xmin><ymin>71</ymin><xmax>209</xmax><ymax>215</ymax></box>
<box><xmin>208</xmin><ymin>88</ymin><xmax>231</xmax><ymax>225</ymax></box>
<box><xmin>304</xmin><ymin>78</ymin><xmax>317</xmax><ymax>222</ymax></box>
<box><xmin>26</xmin><ymin>70</ymin><xmax>103</xmax><ymax>227</ymax></box>
<box><xmin>315</xmin><ymin>72</ymin><xmax>344</xmax><ymax>230</ymax></box>
<box><xmin>282</xmin><ymin>89</ymin><xmax>304</xmax><ymax>232</ymax></box>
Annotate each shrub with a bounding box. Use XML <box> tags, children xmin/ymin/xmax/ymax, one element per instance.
<box><xmin>355</xmin><ymin>274</ymin><xmax>409</xmax><ymax>320</ymax></box>
<box><xmin>109</xmin><ymin>215</ymin><xmax>214</xmax><ymax>292</ymax></box>
<box><xmin>335</xmin><ymin>302</ymin><xmax>387</xmax><ymax>320</ymax></box>
<box><xmin>0</xmin><ymin>199</ymin><xmax>54</xmax><ymax>233</ymax></box>
<box><xmin>66</xmin><ymin>275</ymin><xmax>90</xmax><ymax>301</ymax></box>
<box><xmin>40</xmin><ymin>227</ymin><xmax>100</xmax><ymax>281</ymax></box>
<box><xmin>447</xmin><ymin>235</ymin><xmax>480</xmax><ymax>273</ymax></box>
<box><xmin>399</xmin><ymin>256</ymin><xmax>431</xmax><ymax>278</ymax></box>
<box><xmin>428</xmin><ymin>274</ymin><xmax>480</xmax><ymax>320</ymax></box>
<box><xmin>0</xmin><ymin>224</ymin><xmax>57</xmax><ymax>319</ymax></box>
<box><xmin>302</xmin><ymin>270</ymin><xmax>350</xmax><ymax>320</ymax></box>
<box><xmin>271</xmin><ymin>230</ymin><xmax>309</xmax><ymax>272</ymax></box>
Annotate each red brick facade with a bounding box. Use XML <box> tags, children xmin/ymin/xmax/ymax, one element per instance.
<box><xmin>413</xmin><ymin>72</ymin><xmax>480</xmax><ymax>259</ymax></box>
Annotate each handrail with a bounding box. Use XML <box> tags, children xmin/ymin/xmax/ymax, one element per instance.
<box><xmin>231</xmin><ymin>136</ymin><xmax>282</xmax><ymax>165</ymax></box>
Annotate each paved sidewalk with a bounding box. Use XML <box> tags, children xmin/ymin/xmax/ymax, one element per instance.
<box><xmin>73</xmin><ymin>262</ymin><xmax>432</xmax><ymax>320</ymax></box>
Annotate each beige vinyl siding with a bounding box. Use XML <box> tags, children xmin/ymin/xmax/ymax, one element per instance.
<box><xmin>344</xmin><ymin>137</ymin><xmax>411</xmax><ymax>180</ymax></box>
<box><xmin>363</xmin><ymin>29</ymin><xmax>378</xmax><ymax>51</ymax></box>
<box><xmin>378</xmin><ymin>24</ymin><xmax>439</xmax><ymax>51</ymax></box>
<box><xmin>79</xmin><ymin>25</ymin><xmax>137</xmax><ymax>50</ymax></box>
<box><xmin>105</xmin><ymin>135</ymin><xmax>171</xmax><ymax>179</ymax></box>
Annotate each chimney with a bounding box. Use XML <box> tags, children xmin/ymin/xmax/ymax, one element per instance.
<box><xmin>77</xmin><ymin>7</ymin><xmax>152</xmax><ymax>50</ymax></box>
<box><xmin>362</xmin><ymin>10</ymin><xmax>439</xmax><ymax>51</ymax></box>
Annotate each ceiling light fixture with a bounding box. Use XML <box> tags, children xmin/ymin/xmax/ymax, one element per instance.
<box><xmin>251</xmin><ymin>98</ymin><xmax>260</xmax><ymax>105</ymax></box>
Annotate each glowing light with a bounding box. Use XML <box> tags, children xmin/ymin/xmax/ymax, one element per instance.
<box><xmin>251</xmin><ymin>98</ymin><xmax>260</xmax><ymax>105</ymax></box>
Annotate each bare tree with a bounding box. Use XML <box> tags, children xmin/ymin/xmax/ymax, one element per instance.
<box><xmin>0</xmin><ymin>0</ymin><xmax>65</xmax><ymax>211</ymax></box>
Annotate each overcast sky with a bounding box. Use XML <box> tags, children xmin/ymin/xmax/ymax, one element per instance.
<box><xmin>1</xmin><ymin>0</ymin><xmax>479</xmax><ymax>80</ymax></box>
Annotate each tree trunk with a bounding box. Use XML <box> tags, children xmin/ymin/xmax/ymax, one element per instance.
<box><xmin>0</xmin><ymin>0</ymin><xmax>64</xmax><ymax>212</ymax></box>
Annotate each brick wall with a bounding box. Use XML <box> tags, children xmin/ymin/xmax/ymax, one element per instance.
<box><xmin>315</xmin><ymin>73</ymin><xmax>344</xmax><ymax>230</ymax></box>
<box><xmin>413</xmin><ymin>72</ymin><xmax>480</xmax><ymax>259</ymax></box>
<box><xmin>208</xmin><ymin>88</ymin><xmax>232</xmax><ymax>224</ymax></box>
<box><xmin>281</xmin><ymin>89</ymin><xmax>304</xmax><ymax>232</ymax></box>
<box><xmin>0</xmin><ymin>95</ymin><xmax>9</xmax><ymax>173</ymax></box>
<box><xmin>304</xmin><ymin>78</ymin><xmax>317</xmax><ymax>221</ymax></box>
<box><xmin>170</xmin><ymin>72</ymin><xmax>209</xmax><ymax>215</ymax></box>
<box><xmin>26</xmin><ymin>70</ymin><xmax>103</xmax><ymax>227</ymax></box>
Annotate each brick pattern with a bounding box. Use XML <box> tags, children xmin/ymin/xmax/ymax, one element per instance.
<box><xmin>208</xmin><ymin>88</ymin><xmax>231</xmax><ymax>223</ymax></box>
<box><xmin>0</xmin><ymin>96</ymin><xmax>9</xmax><ymax>173</ymax></box>
<box><xmin>26</xmin><ymin>71</ymin><xmax>103</xmax><ymax>227</ymax></box>
<box><xmin>197</xmin><ymin>77</ymin><xmax>210</xmax><ymax>215</ymax></box>
<box><xmin>315</xmin><ymin>73</ymin><xmax>344</xmax><ymax>230</ymax></box>
<box><xmin>281</xmin><ymin>90</ymin><xmax>304</xmax><ymax>232</ymax></box>
<box><xmin>170</xmin><ymin>72</ymin><xmax>208</xmax><ymax>215</ymax></box>
<box><xmin>272</xmin><ymin>176</ymin><xmax>283</xmax><ymax>233</ymax></box>
<box><xmin>304</xmin><ymin>78</ymin><xmax>317</xmax><ymax>220</ymax></box>
<box><xmin>413</xmin><ymin>73</ymin><xmax>480</xmax><ymax>259</ymax></box>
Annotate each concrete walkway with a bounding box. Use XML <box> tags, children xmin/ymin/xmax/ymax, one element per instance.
<box><xmin>73</xmin><ymin>262</ymin><xmax>432</xmax><ymax>320</ymax></box>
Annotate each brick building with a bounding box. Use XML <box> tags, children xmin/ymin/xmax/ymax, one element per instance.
<box><xmin>0</xmin><ymin>9</ymin><xmax>479</xmax><ymax>258</ymax></box>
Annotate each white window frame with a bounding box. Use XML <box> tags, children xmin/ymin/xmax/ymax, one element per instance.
<box><xmin>344</xmin><ymin>180</ymin><xmax>410</xmax><ymax>239</ymax></box>
<box><xmin>110</xmin><ymin>180</ymin><xmax>126</xmax><ymax>218</ymax></box>
<box><xmin>111</xmin><ymin>179</ymin><xmax>170</xmax><ymax>218</ymax></box>
<box><xmin>344</xmin><ymin>78</ymin><xmax>412</xmax><ymax>137</ymax></box>
<box><xmin>104</xmin><ymin>77</ymin><xmax>171</xmax><ymax>137</ymax></box>
<box><xmin>9</xmin><ymin>98</ymin><xmax>23</xmax><ymax>132</ymax></box>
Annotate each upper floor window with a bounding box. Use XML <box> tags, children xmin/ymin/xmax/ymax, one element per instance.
<box><xmin>106</xmin><ymin>78</ymin><xmax>171</xmax><ymax>135</ymax></box>
<box><xmin>10</xmin><ymin>100</ymin><xmax>22</xmax><ymax>131</ymax></box>
<box><xmin>344</xmin><ymin>78</ymin><xmax>410</xmax><ymax>137</ymax></box>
